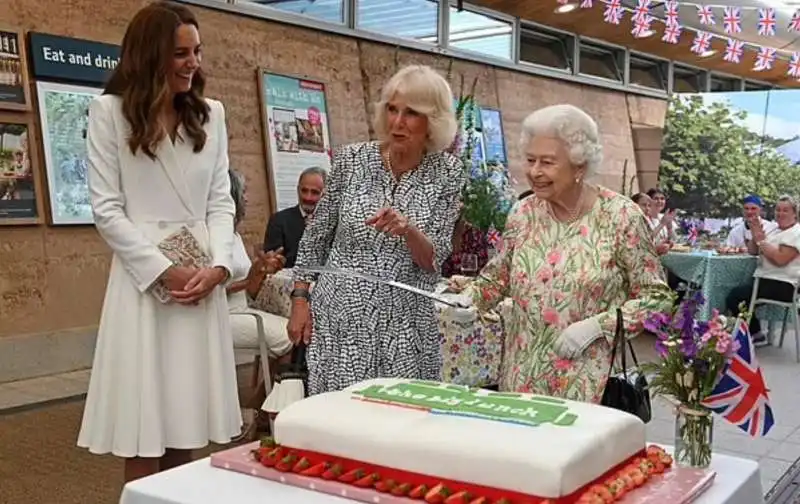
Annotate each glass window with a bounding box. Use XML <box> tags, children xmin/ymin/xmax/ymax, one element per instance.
<box><xmin>241</xmin><ymin>0</ymin><xmax>344</xmax><ymax>24</ymax></box>
<box><xmin>448</xmin><ymin>7</ymin><xmax>512</xmax><ymax>60</ymax></box>
<box><xmin>519</xmin><ymin>26</ymin><xmax>573</xmax><ymax>71</ymax></box>
<box><xmin>578</xmin><ymin>41</ymin><xmax>623</xmax><ymax>81</ymax></box>
<box><xmin>357</xmin><ymin>0</ymin><xmax>438</xmax><ymax>41</ymax></box>
<box><xmin>745</xmin><ymin>80</ymin><xmax>772</xmax><ymax>91</ymax></box>
<box><xmin>672</xmin><ymin>65</ymin><xmax>707</xmax><ymax>93</ymax></box>
<box><xmin>710</xmin><ymin>74</ymin><xmax>741</xmax><ymax>92</ymax></box>
<box><xmin>629</xmin><ymin>54</ymin><xmax>667</xmax><ymax>91</ymax></box>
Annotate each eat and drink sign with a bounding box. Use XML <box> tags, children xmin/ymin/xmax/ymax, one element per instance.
<box><xmin>29</xmin><ymin>32</ymin><xmax>120</xmax><ymax>86</ymax></box>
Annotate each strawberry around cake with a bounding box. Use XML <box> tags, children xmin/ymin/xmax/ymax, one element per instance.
<box><xmin>263</xmin><ymin>378</ymin><xmax>672</xmax><ymax>503</ymax></box>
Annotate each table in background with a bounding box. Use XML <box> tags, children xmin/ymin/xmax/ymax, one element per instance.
<box><xmin>253</xmin><ymin>269</ymin><xmax>503</xmax><ymax>388</ymax></box>
<box><xmin>119</xmin><ymin>446</ymin><xmax>763</xmax><ymax>504</ymax></box>
<box><xmin>662</xmin><ymin>251</ymin><xmax>783</xmax><ymax>323</ymax></box>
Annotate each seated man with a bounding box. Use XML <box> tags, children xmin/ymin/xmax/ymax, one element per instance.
<box><xmin>725</xmin><ymin>194</ymin><xmax>777</xmax><ymax>248</ymax></box>
<box><xmin>263</xmin><ymin>166</ymin><xmax>326</xmax><ymax>268</ymax></box>
<box><xmin>726</xmin><ymin>195</ymin><xmax>800</xmax><ymax>347</ymax></box>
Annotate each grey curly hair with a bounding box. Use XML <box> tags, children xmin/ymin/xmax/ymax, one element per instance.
<box><xmin>229</xmin><ymin>169</ymin><xmax>246</xmax><ymax>227</ymax></box>
<box><xmin>520</xmin><ymin>104</ymin><xmax>603</xmax><ymax>177</ymax></box>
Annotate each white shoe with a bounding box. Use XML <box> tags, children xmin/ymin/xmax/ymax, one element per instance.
<box><xmin>752</xmin><ymin>331</ymin><xmax>769</xmax><ymax>348</ymax></box>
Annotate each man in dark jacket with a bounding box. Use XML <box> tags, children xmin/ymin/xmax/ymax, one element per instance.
<box><xmin>263</xmin><ymin>166</ymin><xmax>327</xmax><ymax>268</ymax></box>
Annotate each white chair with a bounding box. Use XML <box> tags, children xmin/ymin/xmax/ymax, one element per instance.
<box><xmin>747</xmin><ymin>275</ymin><xmax>800</xmax><ymax>362</ymax></box>
<box><xmin>230</xmin><ymin>311</ymin><xmax>274</xmax><ymax>399</ymax></box>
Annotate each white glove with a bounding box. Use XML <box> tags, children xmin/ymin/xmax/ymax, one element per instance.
<box><xmin>451</xmin><ymin>292</ymin><xmax>474</xmax><ymax>309</ymax></box>
<box><xmin>450</xmin><ymin>306</ymin><xmax>478</xmax><ymax>324</ymax></box>
<box><xmin>553</xmin><ymin>317</ymin><xmax>603</xmax><ymax>359</ymax></box>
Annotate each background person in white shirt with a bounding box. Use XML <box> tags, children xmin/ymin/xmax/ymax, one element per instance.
<box><xmin>725</xmin><ymin>194</ymin><xmax>778</xmax><ymax>248</ymax></box>
<box><xmin>726</xmin><ymin>195</ymin><xmax>800</xmax><ymax>346</ymax></box>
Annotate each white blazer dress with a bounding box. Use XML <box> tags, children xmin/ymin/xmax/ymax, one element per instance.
<box><xmin>77</xmin><ymin>94</ymin><xmax>242</xmax><ymax>458</ymax></box>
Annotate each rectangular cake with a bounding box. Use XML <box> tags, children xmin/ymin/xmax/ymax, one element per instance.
<box><xmin>273</xmin><ymin>378</ymin><xmax>647</xmax><ymax>501</ymax></box>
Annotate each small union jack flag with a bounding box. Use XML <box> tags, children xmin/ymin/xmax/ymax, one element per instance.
<box><xmin>603</xmin><ymin>1</ymin><xmax>623</xmax><ymax>25</ymax></box>
<box><xmin>632</xmin><ymin>0</ymin><xmax>651</xmax><ymax>22</ymax></box>
<box><xmin>486</xmin><ymin>228</ymin><xmax>501</xmax><ymax>246</ymax></box>
<box><xmin>789</xmin><ymin>53</ymin><xmax>800</xmax><ymax>78</ymax></box>
<box><xmin>701</xmin><ymin>320</ymin><xmax>774</xmax><ymax>437</ymax></box>
<box><xmin>697</xmin><ymin>5</ymin><xmax>715</xmax><ymax>26</ymax></box>
<box><xmin>723</xmin><ymin>39</ymin><xmax>744</xmax><ymax>64</ymax></box>
<box><xmin>664</xmin><ymin>1</ymin><xmax>679</xmax><ymax>27</ymax></box>
<box><xmin>758</xmin><ymin>8</ymin><xmax>777</xmax><ymax>36</ymax></box>
<box><xmin>662</xmin><ymin>23</ymin><xmax>681</xmax><ymax>44</ymax></box>
<box><xmin>722</xmin><ymin>6</ymin><xmax>741</xmax><ymax>34</ymax></box>
<box><xmin>790</xmin><ymin>10</ymin><xmax>800</xmax><ymax>32</ymax></box>
<box><xmin>632</xmin><ymin>16</ymin><xmax>653</xmax><ymax>38</ymax></box>
<box><xmin>580</xmin><ymin>0</ymin><xmax>593</xmax><ymax>8</ymax></box>
<box><xmin>754</xmin><ymin>47</ymin><xmax>777</xmax><ymax>71</ymax></box>
<box><xmin>690</xmin><ymin>31</ymin><xmax>712</xmax><ymax>55</ymax></box>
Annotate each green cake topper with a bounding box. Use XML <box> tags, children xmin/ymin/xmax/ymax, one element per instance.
<box><xmin>351</xmin><ymin>381</ymin><xmax>578</xmax><ymax>427</ymax></box>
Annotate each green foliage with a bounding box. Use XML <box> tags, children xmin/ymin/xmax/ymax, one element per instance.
<box><xmin>659</xmin><ymin>96</ymin><xmax>800</xmax><ymax>217</ymax></box>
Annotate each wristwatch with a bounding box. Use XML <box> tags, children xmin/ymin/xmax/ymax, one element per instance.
<box><xmin>290</xmin><ymin>287</ymin><xmax>311</xmax><ymax>301</ymax></box>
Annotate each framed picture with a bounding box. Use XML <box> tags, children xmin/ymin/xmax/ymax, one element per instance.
<box><xmin>36</xmin><ymin>81</ymin><xmax>102</xmax><ymax>225</ymax></box>
<box><xmin>479</xmin><ymin>107</ymin><xmax>508</xmax><ymax>167</ymax></box>
<box><xmin>0</xmin><ymin>113</ymin><xmax>41</xmax><ymax>224</ymax></box>
<box><xmin>258</xmin><ymin>69</ymin><xmax>333</xmax><ymax>213</ymax></box>
<box><xmin>0</xmin><ymin>29</ymin><xmax>31</xmax><ymax>111</ymax></box>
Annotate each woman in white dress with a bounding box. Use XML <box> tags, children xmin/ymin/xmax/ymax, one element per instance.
<box><xmin>78</xmin><ymin>2</ymin><xmax>241</xmax><ymax>482</ymax></box>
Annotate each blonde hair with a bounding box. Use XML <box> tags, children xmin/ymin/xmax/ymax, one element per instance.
<box><xmin>373</xmin><ymin>65</ymin><xmax>458</xmax><ymax>153</ymax></box>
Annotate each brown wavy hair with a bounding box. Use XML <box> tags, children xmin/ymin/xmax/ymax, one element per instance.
<box><xmin>104</xmin><ymin>1</ymin><xmax>210</xmax><ymax>159</ymax></box>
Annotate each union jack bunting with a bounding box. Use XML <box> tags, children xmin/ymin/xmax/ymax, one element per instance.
<box><xmin>754</xmin><ymin>47</ymin><xmax>777</xmax><ymax>71</ymax></box>
<box><xmin>697</xmin><ymin>5</ymin><xmax>715</xmax><ymax>26</ymax></box>
<box><xmin>690</xmin><ymin>31</ymin><xmax>712</xmax><ymax>55</ymax></box>
<box><xmin>790</xmin><ymin>10</ymin><xmax>800</xmax><ymax>31</ymax></box>
<box><xmin>758</xmin><ymin>8</ymin><xmax>777</xmax><ymax>36</ymax></box>
<box><xmin>486</xmin><ymin>227</ymin><xmax>501</xmax><ymax>246</ymax></box>
<box><xmin>603</xmin><ymin>1</ymin><xmax>623</xmax><ymax>25</ymax></box>
<box><xmin>662</xmin><ymin>23</ymin><xmax>681</xmax><ymax>44</ymax></box>
<box><xmin>722</xmin><ymin>6</ymin><xmax>742</xmax><ymax>34</ymax></box>
<box><xmin>632</xmin><ymin>0</ymin><xmax>651</xmax><ymax>22</ymax></box>
<box><xmin>632</xmin><ymin>16</ymin><xmax>653</xmax><ymax>38</ymax></box>
<box><xmin>789</xmin><ymin>53</ymin><xmax>800</xmax><ymax>78</ymax></box>
<box><xmin>580</xmin><ymin>0</ymin><xmax>593</xmax><ymax>8</ymax></box>
<box><xmin>701</xmin><ymin>320</ymin><xmax>774</xmax><ymax>437</ymax></box>
<box><xmin>664</xmin><ymin>1</ymin><xmax>680</xmax><ymax>27</ymax></box>
<box><xmin>723</xmin><ymin>39</ymin><xmax>744</xmax><ymax>64</ymax></box>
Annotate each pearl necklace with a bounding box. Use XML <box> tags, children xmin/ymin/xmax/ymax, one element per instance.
<box><xmin>548</xmin><ymin>184</ymin><xmax>586</xmax><ymax>224</ymax></box>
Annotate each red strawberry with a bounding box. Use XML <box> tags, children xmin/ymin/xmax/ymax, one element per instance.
<box><xmin>424</xmin><ymin>483</ymin><xmax>452</xmax><ymax>503</ymax></box>
<box><xmin>259</xmin><ymin>447</ymin><xmax>283</xmax><ymax>468</ymax></box>
<box><xmin>275</xmin><ymin>454</ymin><xmax>298</xmax><ymax>472</ymax></box>
<box><xmin>353</xmin><ymin>473</ymin><xmax>380</xmax><ymax>487</ymax></box>
<box><xmin>375</xmin><ymin>479</ymin><xmax>397</xmax><ymax>492</ymax></box>
<box><xmin>659</xmin><ymin>453</ymin><xmax>674</xmax><ymax>467</ymax></box>
<box><xmin>444</xmin><ymin>490</ymin><xmax>473</xmax><ymax>503</ymax></box>
<box><xmin>587</xmin><ymin>484</ymin><xmax>614</xmax><ymax>501</ymax></box>
<box><xmin>576</xmin><ymin>494</ymin><xmax>605</xmax><ymax>504</ymax></box>
<box><xmin>492</xmin><ymin>499</ymin><xmax>512</xmax><ymax>504</ymax></box>
<box><xmin>626</xmin><ymin>467</ymin><xmax>646</xmax><ymax>486</ymax></box>
<box><xmin>391</xmin><ymin>483</ymin><xmax>413</xmax><ymax>496</ymax></box>
<box><xmin>259</xmin><ymin>436</ymin><xmax>277</xmax><ymax>448</ymax></box>
<box><xmin>468</xmin><ymin>498</ymin><xmax>489</xmax><ymax>504</ymax></box>
<box><xmin>409</xmin><ymin>484</ymin><xmax>429</xmax><ymax>499</ymax></box>
<box><xmin>300</xmin><ymin>462</ymin><xmax>329</xmax><ymax>477</ymax></box>
<box><xmin>338</xmin><ymin>468</ymin><xmax>366</xmax><ymax>483</ymax></box>
<box><xmin>292</xmin><ymin>457</ymin><xmax>311</xmax><ymax>473</ymax></box>
<box><xmin>321</xmin><ymin>464</ymin><xmax>343</xmax><ymax>480</ymax></box>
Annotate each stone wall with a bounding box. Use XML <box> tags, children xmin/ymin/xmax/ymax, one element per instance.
<box><xmin>0</xmin><ymin>0</ymin><xmax>667</xmax><ymax>380</ymax></box>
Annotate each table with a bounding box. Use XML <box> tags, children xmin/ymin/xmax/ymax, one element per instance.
<box><xmin>253</xmin><ymin>269</ymin><xmax>504</xmax><ymax>388</ymax></box>
<box><xmin>119</xmin><ymin>446</ymin><xmax>763</xmax><ymax>504</ymax></box>
<box><xmin>662</xmin><ymin>251</ymin><xmax>784</xmax><ymax>324</ymax></box>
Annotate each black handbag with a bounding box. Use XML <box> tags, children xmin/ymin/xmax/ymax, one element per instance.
<box><xmin>600</xmin><ymin>308</ymin><xmax>652</xmax><ymax>423</ymax></box>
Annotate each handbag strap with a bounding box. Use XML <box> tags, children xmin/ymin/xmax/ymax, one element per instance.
<box><xmin>605</xmin><ymin>308</ymin><xmax>643</xmax><ymax>378</ymax></box>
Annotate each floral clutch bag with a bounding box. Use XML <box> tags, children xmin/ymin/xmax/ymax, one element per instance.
<box><xmin>150</xmin><ymin>225</ymin><xmax>212</xmax><ymax>304</ymax></box>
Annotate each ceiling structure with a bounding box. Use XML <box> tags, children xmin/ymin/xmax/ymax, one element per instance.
<box><xmin>470</xmin><ymin>0</ymin><xmax>800</xmax><ymax>88</ymax></box>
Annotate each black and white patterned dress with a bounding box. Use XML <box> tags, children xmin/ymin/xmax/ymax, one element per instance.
<box><xmin>294</xmin><ymin>141</ymin><xmax>466</xmax><ymax>395</ymax></box>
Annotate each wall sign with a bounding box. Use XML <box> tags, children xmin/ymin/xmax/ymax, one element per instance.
<box><xmin>0</xmin><ymin>113</ymin><xmax>42</xmax><ymax>224</ymax></box>
<box><xmin>0</xmin><ymin>30</ymin><xmax>31</xmax><ymax>111</ymax></box>
<box><xmin>28</xmin><ymin>32</ymin><xmax>120</xmax><ymax>86</ymax></box>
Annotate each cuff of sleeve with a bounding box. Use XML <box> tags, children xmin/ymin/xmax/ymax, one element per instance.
<box><xmin>137</xmin><ymin>257</ymin><xmax>174</xmax><ymax>294</ymax></box>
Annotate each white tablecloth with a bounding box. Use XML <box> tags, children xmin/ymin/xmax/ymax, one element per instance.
<box><xmin>120</xmin><ymin>445</ymin><xmax>764</xmax><ymax>504</ymax></box>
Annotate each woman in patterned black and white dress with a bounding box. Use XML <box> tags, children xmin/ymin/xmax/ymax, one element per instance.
<box><xmin>287</xmin><ymin>65</ymin><xmax>466</xmax><ymax>395</ymax></box>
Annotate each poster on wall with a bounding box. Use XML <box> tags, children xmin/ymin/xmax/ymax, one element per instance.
<box><xmin>0</xmin><ymin>30</ymin><xmax>30</xmax><ymax>111</ymax></box>
<box><xmin>258</xmin><ymin>69</ymin><xmax>332</xmax><ymax>212</ymax></box>
<box><xmin>479</xmin><ymin>107</ymin><xmax>507</xmax><ymax>167</ymax></box>
<box><xmin>0</xmin><ymin>116</ymin><xmax>39</xmax><ymax>223</ymax></box>
<box><xmin>36</xmin><ymin>81</ymin><xmax>101</xmax><ymax>225</ymax></box>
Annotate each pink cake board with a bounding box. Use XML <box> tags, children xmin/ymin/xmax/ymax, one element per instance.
<box><xmin>211</xmin><ymin>442</ymin><xmax>716</xmax><ymax>504</ymax></box>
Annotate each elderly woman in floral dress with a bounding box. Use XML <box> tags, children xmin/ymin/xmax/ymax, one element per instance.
<box><xmin>456</xmin><ymin>104</ymin><xmax>673</xmax><ymax>403</ymax></box>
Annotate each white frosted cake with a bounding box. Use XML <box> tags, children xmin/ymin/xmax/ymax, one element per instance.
<box><xmin>271</xmin><ymin>378</ymin><xmax>660</xmax><ymax>501</ymax></box>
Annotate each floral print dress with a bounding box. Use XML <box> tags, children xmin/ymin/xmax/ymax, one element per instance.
<box><xmin>471</xmin><ymin>187</ymin><xmax>673</xmax><ymax>403</ymax></box>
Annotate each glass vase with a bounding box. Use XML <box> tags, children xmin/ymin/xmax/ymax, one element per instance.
<box><xmin>674</xmin><ymin>404</ymin><xmax>714</xmax><ymax>468</ymax></box>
